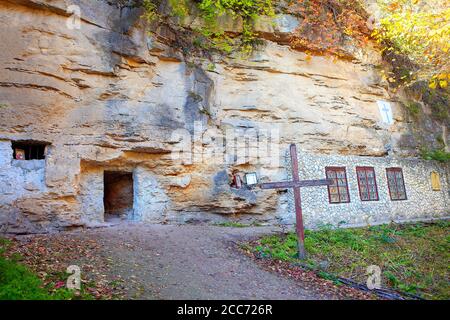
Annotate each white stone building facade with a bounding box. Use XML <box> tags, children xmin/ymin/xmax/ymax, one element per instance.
<box><xmin>281</xmin><ymin>151</ymin><xmax>450</xmax><ymax>228</ymax></box>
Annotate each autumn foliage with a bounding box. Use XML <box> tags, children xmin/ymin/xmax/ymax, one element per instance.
<box><xmin>140</xmin><ymin>0</ymin><xmax>449</xmax><ymax>89</ymax></box>
<box><xmin>284</xmin><ymin>0</ymin><xmax>371</xmax><ymax>57</ymax></box>
<box><xmin>373</xmin><ymin>0</ymin><xmax>450</xmax><ymax>87</ymax></box>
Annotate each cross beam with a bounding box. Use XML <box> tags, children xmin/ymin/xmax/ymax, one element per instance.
<box><xmin>260</xmin><ymin>179</ymin><xmax>333</xmax><ymax>190</ymax></box>
<box><xmin>258</xmin><ymin>144</ymin><xmax>333</xmax><ymax>259</ymax></box>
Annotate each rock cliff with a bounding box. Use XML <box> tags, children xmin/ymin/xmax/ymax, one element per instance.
<box><xmin>0</xmin><ymin>0</ymin><xmax>447</xmax><ymax>233</ymax></box>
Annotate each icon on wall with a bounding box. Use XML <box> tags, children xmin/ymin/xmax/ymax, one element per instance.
<box><xmin>431</xmin><ymin>172</ymin><xmax>441</xmax><ymax>191</ymax></box>
<box><xmin>15</xmin><ymin>149</ymin><xmax>25</xmax><ymax>160</ymax></box>
<box><xmin>231</xmin><ymin>173</ymin><xmax>243</xmax><ymax>189</ymax></box>
<box><xmin>245</xmin><ymin>172</ymin><xmax>258</xmax><ymax>186</ymax></box>
<box><xmin>377</xmin><ymin>101</ymin><xmax>394</xmax><ymax>125</ymax></box>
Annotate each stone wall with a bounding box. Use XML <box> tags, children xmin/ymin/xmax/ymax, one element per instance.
<box><xmin>133</xmin><ymin>166</ymin><xmax>170</xmax><ymax>223</ymax></box>
<box><xmin>0</xmin><ymin>140</ymin><xmax>82</xmax><ymax>233</ymax></box>
<box><xmin>77</xmin><ymin>164</ymin><xmax>104</xmax><ymax>224</ymax></box>
<box><xmin>283</xmin><ymin>150</ymin><xmax>450</xmax><ymax>228</ymax></box>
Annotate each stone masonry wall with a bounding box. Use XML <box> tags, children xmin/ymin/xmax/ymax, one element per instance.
<box><xmin>283</xmin><ymin>150</ymin><xmax>450</xmax><ymax>228</ymax></box>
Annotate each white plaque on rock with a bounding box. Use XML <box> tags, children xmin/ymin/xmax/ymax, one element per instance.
<box><xmin>377</xmin><ymin>101</ymin><xmax>394</xmax><ymax>125</ymax></box>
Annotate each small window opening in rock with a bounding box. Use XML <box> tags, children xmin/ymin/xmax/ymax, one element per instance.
<box><xmin>103</xmin><ymin>171</ymin><xmax>134</xmax><ymax>223</ymax></box>
<box><xmin>12</xmin><ymin>141</ymin><xmax>48</xmax><ymax>160</ymax></box>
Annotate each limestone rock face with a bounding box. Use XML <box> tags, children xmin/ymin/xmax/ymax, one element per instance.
<box><xmin>0</xmin><ymin>0</ymin><xmax>447</xmax><ymax>233</ymax></box>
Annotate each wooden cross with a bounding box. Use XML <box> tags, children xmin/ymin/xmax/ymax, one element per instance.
<box><xmin>259</xmin><ymin>144</ymin><xmax>333</xmax><ymax>259</ymax></box>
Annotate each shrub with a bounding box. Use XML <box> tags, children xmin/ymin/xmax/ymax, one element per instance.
<box><xmin>420</xmin><ymin>148</ymin><xmax>450</xmax><ymax>163</ymax></box>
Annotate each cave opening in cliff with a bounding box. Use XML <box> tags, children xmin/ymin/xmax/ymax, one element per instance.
<box><xmin>103</xmin><ymin>171</ymin><xmax>134</xmax><ymax>222</ymax></box>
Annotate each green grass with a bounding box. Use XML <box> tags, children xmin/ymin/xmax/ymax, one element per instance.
<box><xmin>0</xmin><ymin>238</ymin><xmax>82</xmax><ymax>300</ymax></box>
<box><xmin>252</xmin><ymin>221</ymin><xmax>450</xmax><ymax>299</ymax></box>
<box><xmin>214</xmin><ymin>221</ymin><xmax>263</xmax><ymax>228</ymax></box>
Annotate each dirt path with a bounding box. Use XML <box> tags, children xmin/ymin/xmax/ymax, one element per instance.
<box><xmin>75</xmin><ymin>223</ymin><xmax>330</xmax><ymax>300</ymax></box>
<box><xmin>6</xmin><ymin>223</ymin><xmax>374</xmax><ymax>299</ymax></box>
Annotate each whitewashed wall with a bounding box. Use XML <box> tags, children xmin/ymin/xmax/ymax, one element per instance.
<box><xmin>133</xmin><ymin>166</ymin><xmax>170</xmax><ymax>222</ymax></box>
<box><xmin>0</xmin><ymin>140</ymin><xmax>47</xmax><ymax>232</ymax></box>
<box><xmin>78</xmin><ymin>166</ymin><xmax>104</xmax><ymax>224</ymax></box>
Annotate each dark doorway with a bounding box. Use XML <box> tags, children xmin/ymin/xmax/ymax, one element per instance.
<box><xmin>103</xmin><ymin>171</ymin><xmax>134</xmax><ymax>222</ymax></box>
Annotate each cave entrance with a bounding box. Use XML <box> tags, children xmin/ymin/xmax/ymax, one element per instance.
<box><xmin>103</xmin><ymin>171</ymin><xmax>134</xmax><ymax>222</ymax></box>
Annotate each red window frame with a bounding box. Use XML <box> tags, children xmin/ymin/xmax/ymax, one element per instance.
<box><xmin>325</xmin><ymin>167</ymin><xmax>351</xmax><ymax>204</ymax></box>
<box><xmin>386</xmin><ymin>168</ymin><xmax>407</xmax><ymax>201</ymax></box>
<box><xmin>356</xmin><ymin>167</ymin><xmax>379</xmax><ymax>201</ymax></box>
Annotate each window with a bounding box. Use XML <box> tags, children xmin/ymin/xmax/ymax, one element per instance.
<box><xmin>431</xmin><ymin>172</ymin><xmax>441</xmax><ymax>191</ymax></box>
<box><xmin>325</xmin><ymin>167</ymin><xmax>350</xmax><ymax>204</ymax></box>
<box><xmin>12</xmin><ymin>141</ymin><xmax>47</xmax><ymax>160</ymax></box>
<box><xmin>386</xmin><ymin>168</ymin><xmax>407</xmax><ymax>200</ymax></box>
<box><xmin>356</xmin><ymin>167</ymin><xmax>379</xmax><ymax>201</ymax></box>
